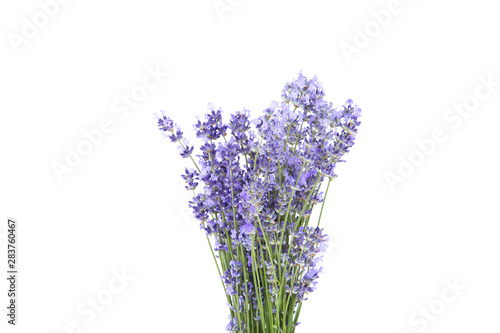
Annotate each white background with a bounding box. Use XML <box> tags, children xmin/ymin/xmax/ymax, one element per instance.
<box><xmin>1</xmin><ymin>1</ymin><xmax>499</xmax><ymax>332</ymax></box>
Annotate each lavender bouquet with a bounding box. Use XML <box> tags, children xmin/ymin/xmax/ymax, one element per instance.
<box><xmin>155</xmin><ymin>73</ymin><xmax>361</xmax><ymax>332</ymax></box>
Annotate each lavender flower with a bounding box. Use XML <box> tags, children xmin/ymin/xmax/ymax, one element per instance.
<box><xmin>156</xmin><ymin>73</ymin><xmax>361</xmax><ymax>332</ymax></box>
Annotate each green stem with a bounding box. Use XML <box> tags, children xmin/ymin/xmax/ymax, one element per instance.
<box><xmin>317</xmin><ymin>178</ymin><xmax>331</xmax><ymax>227</ymax></box>
<box><xmin>178</xmin><ymin>139</ymin><xmax>201</xmax><ymax>173</ymax></box>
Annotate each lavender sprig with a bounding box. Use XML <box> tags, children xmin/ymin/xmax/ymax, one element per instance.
<box><xmin>155</xmin><ymin>73</ymin><xmax>361</xmax><ymax>333</ymax></box>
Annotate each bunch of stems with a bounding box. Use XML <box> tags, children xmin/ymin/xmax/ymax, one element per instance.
<box><xmin>180</xmin><ymin>133</ymin><xmax>333</xmax><ymax>333</ymax></box>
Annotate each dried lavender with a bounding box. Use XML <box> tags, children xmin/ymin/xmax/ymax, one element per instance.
<box><xmin>155</xmin><ymin>73</ymin><xmax>361</xmax><ymax>333</ymax></box>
